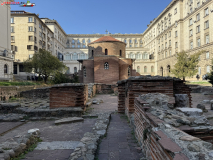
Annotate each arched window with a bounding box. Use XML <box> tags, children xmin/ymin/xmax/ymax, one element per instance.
<box><xmin>137</xmin><ymin>66</ymin><xmax>140</xmax><ymax>73</ymax></box>
<box><xmin>128</xmin><ymin>66</ymin><xmax>131</xmax><ymax>76</ymax></box>
<box><xmin>83</xmin><ymin>66</ymin><xmax>86</xmax><ymax>77</ymax></box>
<box><xmin>66</xmin><ymin>67</ymin><xmax>70</xmax><ymax>74</ymax></box>
<box><xmin>151</xmin><ymin>66</ymin><xmax>154</xmax><ymax>72</ymax></box>
<box><xmin>4</xmin><ymin>64</ymin><xmax>7</xmax><ymax>74</ymax></box>
<box><xmin>104</xmin><ymin>62</ymin><xmax>109</xmax><ymax>69</ymax></box>
<box><xmin>92</xmin><ymin>50</ymin><xmax>94</xmax><ymax>57</ymax></box>
<box><xmin>74</xmin><ymin>67</ymin><xmax>77</xmax><ymax>73</ymax></box>
<box><xmin>65</xmin><ymin>54</ymin><xmax>71</xmax><ymax>60</ymax></box>
<box><xmin>105</xmin><ymin>49</ymin><xmax>108</xmax><ymax>55</ymax></box>
<box><xmin>73</xmin><ymin>53</ymin><xmax>78</xmax><ymax>60</ymax></box>
<box><xmin>160</xmin><ymin>67</ymin><xmax>163</xmax><ymax>76</ymax></box>
<box><xmin>144</xmin><ymin>66</ymin><xmax>147</xmax><ymax>73</ymax></box>
<box><xmin>120</xmin><ymin>50</ymin><xmax>122</xmax><ymax>56</ymax></box>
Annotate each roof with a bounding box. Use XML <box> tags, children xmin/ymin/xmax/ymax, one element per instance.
<box><xmin>88</xmin><ymin>36</ymin><xmax>125</xmax><ymax>45</ymax></box>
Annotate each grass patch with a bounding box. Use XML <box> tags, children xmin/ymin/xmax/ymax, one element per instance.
<box><xmin>0</xmin><ymin>81</ymin><xmax>40</xmax><ymax>86</ymax></box>
<box><xmin>186</xmin><ymin>81</ymin><xmax>211</xmax><ymax>85</ymax></box>
<box><xmin>10</xmin><ymin>137</ymin><xmax>42</xmax><ymax>160</ymax></box>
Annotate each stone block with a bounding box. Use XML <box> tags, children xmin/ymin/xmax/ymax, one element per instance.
<box><xmin>175</xmin><ymin>94</ymin><xmax>189</xmax><ymax>108</ymax></box>
<box><xmin>176</xmin><ymin>108</ymin><xmax>203</xmax><ymax>116</ymax></box>
<box><xmin>54</xmin><ymin>117</ymin><xmax>84</xmax><ymax>125</ymax></box>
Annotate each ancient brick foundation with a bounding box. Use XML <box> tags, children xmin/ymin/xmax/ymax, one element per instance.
<box><xmin>50</xmin><ymin>84</ymin><xmax>88</xmax><ymax>109</ymax></box>
<box><xmin>134</xmin><ymin>95</ymin><xmax>213</xmax><ymax>160</ymax></box>
<box><xmin>117</xmin><ymin>76</ymin><xmax>191</xmax><ymax>117</ymax></box>
<box><xmin>96</xmin><ymin>84</ymin><xmax>118</xmax><ymax>94</ymax></box>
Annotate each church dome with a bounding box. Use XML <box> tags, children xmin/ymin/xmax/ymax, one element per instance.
<box><xmin>89</xmin><ymin>36</ymin><xmax>125</xmax><ymax>44</ymax></box>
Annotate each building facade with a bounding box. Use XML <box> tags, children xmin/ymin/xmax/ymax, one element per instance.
<box><xmin>0</xmin><ymin>0</ymin><xmax>14</xmax><ymax>81</ymax></box>
<box><xmin>11</xmin><ymin>11</ymin><xmax>54</xmax><ymax>80</ymax></box>
<box><xmin>10</xmin><ymin>0</ymin><xmax>213</xmax><ymax>81</ymax></box>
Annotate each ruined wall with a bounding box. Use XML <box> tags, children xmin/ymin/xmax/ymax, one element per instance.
<box><xmin>96</xmin><ymin>84</ymin><xmax>117</xmax><ymax>94</ymax></box>
<box><xmin>117</xmin><ymin>76</ymin><xmax>191</xmax><ymax>117</ymax></box>
<box><xmin>20</xmin><ymin>87</ymin><xmax>50</xmax><ymax>99</ymax></box>
<box><xmin>50</xmin><ymin>84</ymin><xmax>88</xmax><ymax>109</ymax></box>
<box><xmin>0</xmin><ymin>85</ymin><xmax>50</xmax><ymax>101</ymax></box>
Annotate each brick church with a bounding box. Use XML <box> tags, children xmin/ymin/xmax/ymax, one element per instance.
<box><xmin>78</xmin><ymin>36</ymin><xmax>138</xmax><ymax>84</ymax></box>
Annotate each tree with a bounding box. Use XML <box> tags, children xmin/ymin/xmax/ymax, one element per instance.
<box><xmin>23</xmin><ymin>49</ymin><xmax>66</xmax><ymax>83</ymax></box>
<box><xmin>171</xmin><ymin>50</ymin><xmax>203</xmax><ymax>81</ymax></box>
<box><xmin>207</xmin><ymin>59</ymin><xmax>213</xmax><ymax>86</ymax></box>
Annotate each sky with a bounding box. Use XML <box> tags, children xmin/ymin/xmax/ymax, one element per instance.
<box><xmin>11</xmin><ymin>0</ymin><xmax>172</xmax><ymax>34</ymax></box>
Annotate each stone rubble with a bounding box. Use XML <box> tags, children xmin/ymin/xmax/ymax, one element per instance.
<box><xmin>69</xmin><ymin>113</ymin><xmax>111</xmax><ymax>160</ymax></box>
<box><xmin>0</xmin><ymin>128</ymin><xmax>40</xmax><ymax>160</ymax></box>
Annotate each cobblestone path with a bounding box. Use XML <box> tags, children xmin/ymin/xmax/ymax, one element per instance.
<box><xmin>97</xmin><ymin>113</ymin><xmax>144</xmax><ymax>160</ymax></box>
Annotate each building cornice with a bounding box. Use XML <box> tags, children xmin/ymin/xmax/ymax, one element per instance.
<box><xmin>43</xmin><ymin>19</ymin><xmax>67</xmax><ymax>36</ymax></box>
<box><xmin>67</xmin><ymin>34</ymin><xmax>143</xmax><ymax>37</ymax></box>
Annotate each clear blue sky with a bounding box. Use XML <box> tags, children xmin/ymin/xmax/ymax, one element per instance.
<box><xmin>11</xmin><ymin>0</ymin><xmax>172</xmax><ymax>34</ymax></box>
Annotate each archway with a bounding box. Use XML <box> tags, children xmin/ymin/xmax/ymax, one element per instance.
<box><xmin>160</xmin><ymin>67</ymin><xmax>163</xmax><ymax>76</ymax></box>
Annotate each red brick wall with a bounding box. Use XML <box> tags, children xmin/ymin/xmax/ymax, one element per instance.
<box><xmin>88</xmin><ymin>41</ymin><xmax>126</xmax><ymax>58</ymax></box>
<box><xmin>82</xmin><ymin>60</ymin><xmax>94</xmax><ymax>83</ymax></box>
<box><xmin>94</xmin><ymin>56</ymin><xmax>119</xmax><ymax>84</ymax></box>
<box><xmin>119</xmin><ymin>59</ymin><xmax>133</xmax><ymax>80</ymax></box>
<box><xmin>50</xmin><ymin>85</ymin><xmax>88</xmax><ymax>109</ymax></box>
<box><xmin>134</xmin><ymin>98</ymin><xmax>188</xmax><ymax>160</ymax></box>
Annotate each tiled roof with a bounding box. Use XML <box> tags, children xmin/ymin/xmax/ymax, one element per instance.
<box><xmin>89</xmin><ymin>36</ymin><xmax>124</xmax><ymax>44</ymax></box>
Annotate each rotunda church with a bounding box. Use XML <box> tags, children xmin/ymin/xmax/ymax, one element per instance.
<box><xmin>78</xmin><ymin>36</ymin><xmax>138</xmax><ymax>84</ymax></box>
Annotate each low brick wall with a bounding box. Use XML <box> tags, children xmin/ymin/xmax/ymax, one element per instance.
<box><xmin>117</xmin><ymin>76</ymin><xmax>191</xmax><ymax>117</ymax></box>
<box><xmin>0</xmin><ymin>85</ymin><xmax>50</xmax><ymax>101</ymax></box>
<box><xmin>49</xmin><ymin>83</ymin><xmax>88</xmax><ymax>109</ymax></box>
<box><xmin>134</xmin><ymin>96</ymin><xmax>213</xmax><ymax>160</ymax></box>
<box><xmin>20</xmin><ymin>87</ymin><xmax>50</xmax><ymax>99</ymax></box>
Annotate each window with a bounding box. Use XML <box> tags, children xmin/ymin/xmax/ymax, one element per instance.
<box><xmin>124</xmin><ymin>39</ymin><xmax>127</xmax><ymax>43</ymax></box>
<box><xmin>170</xmin><ymin>50</ymin><xmax>171</xmax><ymax>56</ymax></box>
<box><xmin>39</xmin><ymin>32</ymin><xmax>42</xmax><ymax>37</ymax></box>
<box><xmin>88</xmin><ymin>39</ymin><xmax>90</xmax><ymax>43</ymax></box>
<box><xmin>80</xmin><ymin>53</ymin><xmax>85</xmax><ymax>59</ymax></box>
<box><xmin>29</xmin><ymin>36</ymin><xmax>33</xmax><ymax>41</ymax></box>
<box><xmin>120</xmin><ymin>50</ymin><xmax>122</xmax><ymax>56</ymax></box>
<box><xmin>205</xmin><ymin>8</ymin><xmax>209</xmax><ymax>16</ymax></box>
<box><xmin>198</xmin><ymin>67</ymin><xmax>201</xmax><ymax>75</ymax></box>
<box><xmin>83</xmin><ymin>45</ymin><xmax>86</xmax><ymax>48</ymax></box>
<box><xmin>83</xmin><ymin>66</ymin><xmax>86</xmax><ymax>77</ymax></box>
<box><xmin>169</xmin><ymin>31</ymin><xmax>171</xmax><ymax>37</ymax></box>
<box><xmin>190</xmin><ymin>7</ymin><xmax>193</xmax><ymax>13</ymax></box>
<box><xmin>135</xmin><ymin>40</ymin><xmax>137</xmax><ymax>43</ymax></box>
<box><xmin>128</xmin><ymin>66</ymin><xmax>131</xmax><ymax>76</ymax></box>
<box><xmin>105</xmin><ymin>49</ymin><xmax>108</xmax><ymax>55</ymax></box>
<box><xmin>65</xmin><ymin>54</ymin><xmax>71</xmax><ymax>60</ymax></box>
<box><xmin>82</xmin><ymin>39</ymin><xmax>85</xmax><ymax>43</ymax></box>
<box><xmin>11</xmin><ymin>36</ymin><xmax>15</xmax><ymax>42</ymax></box>
<box><xmin>72</xmin><ymin>45</ymin><xmax>75</xmax><ymax>48</ymax></box>
<box><xmin>27</xmin><ymin>45</ymin><xmax>32</xmax><ymax>49</ymax></box>
<box><xmin>74</xmin><ymin>67</ymin><xmax>77</xmax><ymax>73</ymax></box>
<box><xmin>167</xmin><ymin>65</ymin><xmax>171</xmax><ymax>73</ymax></box>
<box><xmin>197</xmin><ymin>38</ymin><xmax>201</xmax><ymax>47</ymax></box>
<box><xmin>135</xmin><ymin>45</ymin><xmax>138</xmax><ymax>47</ymax></box>
<box><xmin>28</xmin><ymin>26</ymin><xmax>33</xmax><ymax>31</ymax></box>
<box><xmin>130</xmin><ymin>45</ymin><xmax>132</xmax><ymax>47</ymax></box>
<box><xmin>159</xmin><ymin>46</ymin><xmax>160</xmax><ymax>51</ymax></box>
<box><xmin>104</xmin><ymin>62</ymin><xmax>109</xmax><ymax>69</ymax></box>
<box><xmin>165</xmin><ymin>34</ymin><xmax>167</xmax><ymax>40</ymax></box>
<box><xmin>77</xmin><ymin>39</ymin><xmax>80</xmax><ymax>44</ymax></box>
<box><xmin>205</xmin><ymin>20</ymin><xmax>209</xmax><ymax>29</ymax></box>
<box><xmin>175</xmin><ymin>42</ymin><xmax>178</xmax><ymax>48</ymax></box>
<box><xmin>174</xmin><ymin>8</ymin><xmax>177</xmax><ymax>14</ymax></box>
<box><xmin>144</xmin><ymin>66</ymin><xmax>147</xmax><ymax>73</ymax></box>
<box><xmin>29</xmin><ymin>54</ymin><xmax>33</xmax><ymax>59</ymax></box>
<box><xmin>72</xmin><ymin>39</ymin><xmax>75</xmax><ymax>44</ymax></box>
<box><xmin>206</xmin><ymin>35</ymin><xmax>209</xmax><ymax>44</ymax></box>
<box><xmin>165</xmin><ymin>42</ymin><xmax>167</xmax><ymax>48</ymax></box>
<box><xmin>34</xmin><ymin>46</ymin><xmax>38</xmax><ymax>51</ymax></box>
<box><xmin>196</xmin><ymin>13</ymin><xmax>200</xmax><ymax>21</ymax></box>
<box><xmin>189</xmin><ymin>19</ymin><xmax>193</xmax><ymax>25</ymax></box>
<box><xmin>151</xmin><ymin>66</ymin><xmax>154</xmax><ymax>73</ymax></box>
<box><xmin>4</xmin><ymin>64</ymin><xmax>7</xmax><ymax>74</ymax></box>
<box><xmin>175</xmin><ymin>31</ymin><xmax>178</xmax><ymax>37</ymax></box>
<box><xmin>207</xmin><ymin>66</ymin><xmax>210</xmax><ymax>73</ymax></box>
<box><xmin>129</xmin><ymin>39</ymin><xmax>132</xmax><ymax>43</ymax></box>
<box><xmin>189</xmin><ymin>29</ymin><xmax>193</xmax><ymax>36</ymax></box>
<box><xmin>28</xmin><ymin>17</ymin><xmax>33</xmax><ymax>22</ymax></box>
<box><xmin>158</xmin><ymin>39</ymin><xmax>160</xmax><ymax>44</ymax></box>
<box><xmin>206</xmin><ymin>52</ymin><xmax>209</xmax><ymax>59</ymax></box>
<box><xmin>19</xmin><ymin>64</ymin><xmax>24</xmax><ymax>72</ymax></box>
<box><xmin>77</xmin><ymin>45</ymin><xmax>80</xmax><ymax>48</ymax></box>
<box><xmin>34</xmin><ymin>18</ymin><xmax>36</xmax><ymax>24</ymax></box>
<box><xmin>137</xmin><ymin>66</ymin><xmax>140</xmax><ymax>73</ymax></box>
<box><xmin>11</xmin><ymin>17</ymin><xmax>14</xmax><ymax>23</ymax></box>
<box><xmin>165</xmin><ymin>51</ymin><xmax>167</xmax><ymax>57</ymax></box>
<box><xmin>73</xmin><ymin>53</ymin><xmax>78</xmax><ymax>60</ymax></box>
<box><xmin>190</xmin><ymin>41</ymin><xmax>193</xmax><ymax>49</ymax></box>
<box><xmin>34</xmin><ymin>36</ymin><xmax>37</xmax><ymax>43</ymax></box>
<box><xmin>169</xmin><ymin>40</ymin><xmax>171</xmax><ymax>46</ymax></box>
<box><xmin>11</xmin><ymin>26</ymin><xmax>14</xmax><ymax>33</ymax></box>
<box><xmin>197</xmin><ymin>2</ymin><xmax>200</xmax><ymax>7</ymax></box>
<box><xmin>34</xmin><ymin>27</ymin><xmax>36</xmax><ymax>33</ymax></box>
<box><xmin>196</xmin><ymin>25</ymin><xmax>200</xmax><ymax>33</ymax></box>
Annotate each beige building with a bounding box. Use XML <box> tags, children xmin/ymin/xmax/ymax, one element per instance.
<box><xmin>11</xmin><ymin>0</ymin><xmax>213</xmax><ymax>80</ymax></box>
<box><xmin>0</xmin><ymin>0</ymin><xmax>14</xmax><ymax>81</ymax></box>
<box><xmin>11</xmin><ymin>11</ymin><xmax>54</xmax><ymax>80</ymax></box>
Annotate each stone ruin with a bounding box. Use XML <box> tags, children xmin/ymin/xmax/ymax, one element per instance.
<box><xmin>134</xmin><ymin>93</ymin><xmax>213</xmax><ymax>160</ymax></box>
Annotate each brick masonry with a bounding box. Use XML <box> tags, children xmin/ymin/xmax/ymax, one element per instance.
<box><xmin>117</xmin><ymin>76</ymin><xmax>192</xmax><ymax>117</ymax></box>
<box><xmin>49</xmin><ymin>84</ymin><xmax>88</xmax><ymax>109</ymax></box>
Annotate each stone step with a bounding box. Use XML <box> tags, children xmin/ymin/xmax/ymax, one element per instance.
<box><xmin>54</xmin><ymin>117</ymin><xmax>84</xmax><ymax>125</ymax></box>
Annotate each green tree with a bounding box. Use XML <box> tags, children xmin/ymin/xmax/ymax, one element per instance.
<box><xmin>207</xmin><ymin>59</ymin><xmax>213</xmax><ymax>86</ymax></box>
<box><xmin>23</xmin><ymin>49</ymin><xmax>66</xmax><ymax>83</ymax></box>
<box><xmin>171</xmin><ymin>50</ymin><xmax>203</xmax><ymax>81</ymax></box>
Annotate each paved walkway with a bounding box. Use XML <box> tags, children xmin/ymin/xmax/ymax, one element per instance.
<box><xmin>98</xmin><ymin>114</ymin><xmax>144</xmax><ymax>160</ymax></box>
